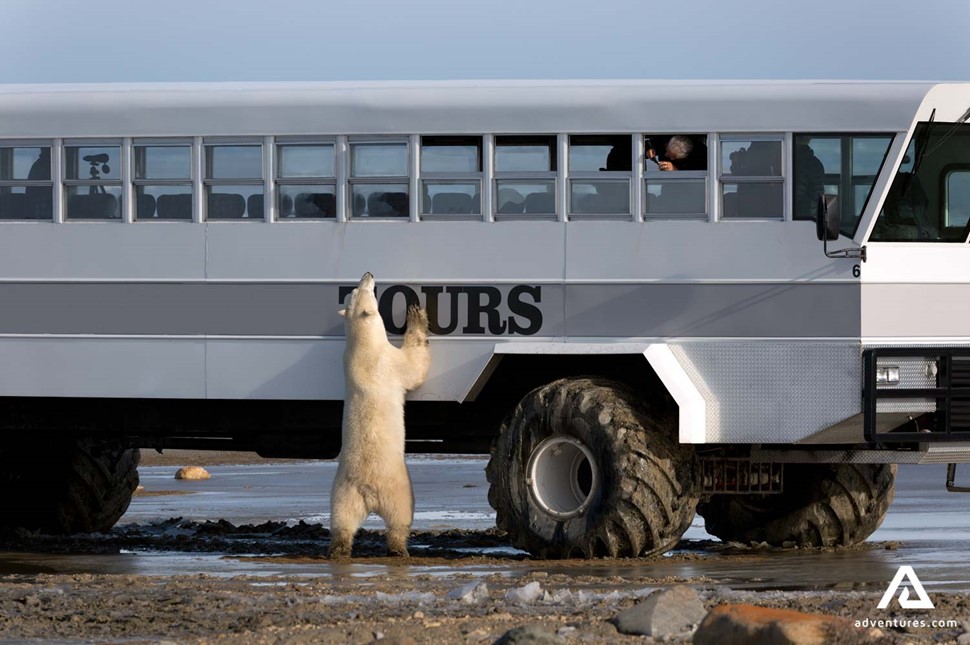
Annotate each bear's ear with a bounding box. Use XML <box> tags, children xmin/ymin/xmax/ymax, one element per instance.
<box><xmin>337</xmin><ymin>309</ymin><xmax>347</xmax><ymax>318</ymax></box>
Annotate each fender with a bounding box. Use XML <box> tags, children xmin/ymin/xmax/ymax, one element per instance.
<box><xmin>464</xmin><ymin>342</ymin><xmax>706</xmax><ymax>444</ymax></box>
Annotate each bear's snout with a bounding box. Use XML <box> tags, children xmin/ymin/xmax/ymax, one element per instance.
<box><xmin>359</xmin><ymin>272</ymin><xmax>375</xmax><ymax>290</ymax></box>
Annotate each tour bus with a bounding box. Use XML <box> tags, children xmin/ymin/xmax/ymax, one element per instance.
<box><xmin>1</xmin><ymin>80</ymin><xmax>969</xmax><ymax>558</ymax></box>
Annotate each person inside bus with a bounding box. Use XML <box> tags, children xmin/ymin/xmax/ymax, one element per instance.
<box><xmin>727</xmin><ymin>141</ymin><xmax>781</xmax><ymax>218</ymax></box>
<box><xmin>25</xmin><ymin>147</ymin><xmax>51</xmax><ymax>219</ymax></box>
<box><xmin>656</xmin><ymin>135</ymin><xmax>706</xmax><ymax>171</ymax></box>
<box><xmin>600</xmin><ymin>137</ymin><xmax>632</xmax><ymax>171</ymax></box>
<box><xmin>650</xmin><ymin>136</ymin><xmax>707</xmax><ymax>214</ymax></box>
<box><xmin>793</xmin><ymin>140</ymin><xmax>825</xmax><ymax>221</ymax></box>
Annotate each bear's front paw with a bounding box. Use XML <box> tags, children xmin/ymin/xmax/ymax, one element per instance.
<box><xmin>406</xmin><ymin>305</ymin><xmax>429</xmax><ymax>332</ymax></box>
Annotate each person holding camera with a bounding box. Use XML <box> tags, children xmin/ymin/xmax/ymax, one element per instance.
<box><xmin>654</xmin><ymin>135</ymin><xmax>697</xmax><ymax>171</ymax></box>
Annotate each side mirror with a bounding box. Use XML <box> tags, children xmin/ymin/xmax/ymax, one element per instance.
<box><xmin>816</xmin><ymin>194</ymin><xmax>840</xmax><ymax>241</ymax></box>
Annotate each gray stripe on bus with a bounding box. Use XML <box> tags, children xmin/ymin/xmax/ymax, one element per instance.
<box><xmin>0</xmin><ymin>282</ymin><xmax>859</xmax><ymax>338</ymax></box>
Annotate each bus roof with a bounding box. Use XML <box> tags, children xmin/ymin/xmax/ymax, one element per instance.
<box><xmin>0</xmin><ymin>80</ymin><xmax>957</xmax><ymax>138</ymax></box>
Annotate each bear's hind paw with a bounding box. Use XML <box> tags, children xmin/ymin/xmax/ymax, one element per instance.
<box><xmin>326</xmin><ymin>543</ymin><xmax>353</xmax><ymax>560</ymax></box>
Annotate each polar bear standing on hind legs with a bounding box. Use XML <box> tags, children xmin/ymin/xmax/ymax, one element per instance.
<box><xmin>328</xmin><ymin>272</ymin><xmax>431</xmax><ymax>558</ymax></box>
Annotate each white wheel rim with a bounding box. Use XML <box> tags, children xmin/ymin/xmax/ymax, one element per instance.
<box><xmin>526</xmin><ymin>435</ymin><xmax>600</xmax><ymax>520</ymax></box>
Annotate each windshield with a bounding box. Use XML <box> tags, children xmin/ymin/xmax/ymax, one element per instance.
<box><xmin>870</xmin><ymin>122</ymin><xmax>970</xmax><ymax>242</ymax></box>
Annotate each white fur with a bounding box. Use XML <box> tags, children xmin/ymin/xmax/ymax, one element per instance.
<box><xmin>328</xmin><ymin>272</ymin><xmax>431</xmax><ymax>558</ymax></box>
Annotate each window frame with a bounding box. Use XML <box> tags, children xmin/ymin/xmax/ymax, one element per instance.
<box><xmin>943</xmin><ymin>163</ymin><xmax>970</xmax><ymax>232</ymax></box>
<box><xmin>348</xmin><ymin>137</ymin><xmax>410</xmax><ymax>220</ymax></box>
<box><xmin>203</xmin><ymin>138</ymin><xmax>264</xmax><ymax>221</ymax></box>
<box><xmin>0</xmin><ymin>140</ymin><xmax>53</xmax><ymax>221</ymax></box>
<box><xmin>275</xmin><ymin>138</ymin><xmax>337</xmax><ymax>221</ymax></box>
<box><xmin>63</xmin><ymin>139</ymin><xmax>124</xmax><ymax>222</ymax></box>
<box><xmin>493</xmin><ymin>134</ymin><xmax>558</xmax><ymax>220</ymax></box>
<box><xmin>567</xmin><ymin>134</ymin><xmax>634</xmax><ymax>220</ymax></box>
<box><xmin>132</xmin><ymin>138</ymin><xmax>194</xmax><ymax>222</ymax></box>
<box><xmin>420</xmin><ymin>135</ymin><xmax>483</xmax><ymax>219</ymax></box>
<box><xmin>642</xmin><ymin>133</ymin><xmax>710</xmax><ymax>221</ymax></box>
<box><xmin>792</xmin><ymin>132</ymin><xmax>894</xmax><ymax>238</ymax></box>
<box><xmin>717</xmin><ymin>134</ymin><xmax>786</xmax><ymax>222</ymax></box>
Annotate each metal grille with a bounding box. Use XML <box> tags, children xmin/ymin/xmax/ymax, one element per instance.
<box><xmin>671</xmin><ymin>342</ymin><xmax>860</xmax><ymax>444</ymax></box>
<box><xmin>865</xmin><ymin>348</ymin><xmax>970</xmax><ymax>442</ymax></box>
<box><xmin>951</xmin><ymin>358</ymin><xmax>970</xmax><ymax>433</ymax></box>
<box><xmin>700</xmin><ymin>458</ymin><xmax>783</xmax><ymax>494</ymax></box>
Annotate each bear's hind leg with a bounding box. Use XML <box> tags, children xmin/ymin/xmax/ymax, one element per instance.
<box><xmin>378</xmin><ymin>468</ymin><xmax>415</xmax><ymax>558</ymax></box>
<box><xmin>328</xmin><ymin>481</ymin><xmax>368</xmax><ymax>559</ymax></box>
<box><xmin>386</xmin><ymin>526</ymin><xmax>409</xmax><ymax>558</ymax></box>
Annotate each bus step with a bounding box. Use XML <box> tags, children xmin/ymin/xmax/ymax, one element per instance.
<box><xmin>946</xmin><ymin>464</ymin><xmax>970</xmax><ymax>493</ymax></box>
<box><xmin>700</xmin><ymin>458</ymin><xmax>783</xmax><ymax>495</ymax></box>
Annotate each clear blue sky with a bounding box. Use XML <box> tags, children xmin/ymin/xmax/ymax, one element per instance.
<box><xmin>2</xmin><ymin>0</ymin><xmax>968</xmax><ymax>83</ymax></box>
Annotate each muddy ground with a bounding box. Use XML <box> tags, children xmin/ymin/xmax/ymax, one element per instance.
<box><xmin>0</xmin><ymin>451</ymin><xmax>966</xmax><ymax>644</ymax></box>
<box><xmin>2</xmin><ymin>538</ymin><xmax>968</xmax><ymax>644</ymax></box>
<box><xmin>6</xmin><ymin>569</ymin><xmax>968</xmax><ymax>644</ymax></box>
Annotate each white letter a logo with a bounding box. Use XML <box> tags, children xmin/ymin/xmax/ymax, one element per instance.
<box><xmin>877</xmin><ymin>565</ymin><xmax>934</xmax><ymax>609</ymax></box>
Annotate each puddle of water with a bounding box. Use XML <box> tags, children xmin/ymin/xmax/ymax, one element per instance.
<box><xmin>2</xmin><ymin>461</ymin><xmax>969</xmax><ymax>592</ymax></box>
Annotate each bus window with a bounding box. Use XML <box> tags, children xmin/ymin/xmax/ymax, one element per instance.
<box><xmin>353</xmin><ymin>142</ymin><xmax>407</xmax><ymax>177</ymax></box>
<box><xmin>494</xmin><ymin>135</ymin><xmax>556</xmax><ymax>217</ymax></box>
<box><xmin>65</xmin><ymin>144</ymin><xmax>122</xmax><ymax>220</ymax></box>
<box><xmin>424</xmin><ymin>183</ymin><xmax>479</xmax><ymax>215</ymax></box>
<box><xmin>570</xmin><ymin>134</ymin><xmax>631</xmax><ymax>172</ymax></box>
<box><xmin>134</xmin><ymin>144</ymin><xmax>192</xmax><ymax>221</ymax></box>
<box><xmin>204</xmin><ymin>143</ymin><xmax>263</xmax><ymax>220</ymax></box>
<box><xmin>495</xmin><ymin>136</ymin><xmax>556</xmax><ymax>172</ymax></box>
<box><xmin>792</xmin><ymin>134</ymin><xmax>892</xmax><ymax>237</ymax></box>
<box><xmin>277</xmin><ymin>143</ymin><xmax>336</xmax><ymax>219</ymax></box>
<box><xmin>0</xmin><ymin>145</ymin><xmax>52</xmax><ymax>220</ymax></box>
<box><xmin>946</xmin><ymin>171</ymin><xmax>970</xmax><ymax>228</ymax></box>
<box><xmin>281</xmin><ymin>186</ymin><xmax>336</xmax><ymax>219</ymax></box>
<box><xmin>644</xmin><ymin>135</ymin><xmax>707</xmax><ymax>171</ymax></box>
<box><xmin>421</xmin><ymin>136</ymin><xmax>482</xmax><ymax>216</ymax></box>
<box><xmin>643</xmin><ymin>134</ymin><xmax>708</xmax><ymax>219</ymax></box>
<box><xmin>871</xmin><ymin>122</ymin><xmax>970</xmax><ymax>242</ymax></box>
<box><xmin>719</xmin><ymin>137</ymin><xmax>783</xmax><ymax>220</ymax></box>
<box><xmin>279</xmin><ymin>144</ymin><xmax>334</xmax><ymax>178</ymax></box>
<box><xmin>350</xmin><ymin>141</ymin><xmax>409</xmax><ymax>218</ymax></box>
<box><xmin>569</xmin><ymin>135</ymin><xmax>631</xmax><ymax>216</ymax></box>
<box><xmin>421</xmin><ymin>136</ymin><xmax>480</xmax><ymax>173</ymax></box>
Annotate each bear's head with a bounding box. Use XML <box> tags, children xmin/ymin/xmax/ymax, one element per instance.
<box><xmin>338</xmin><ymin>272</ymin><xmax>385</xmax><ymax>339</ymax></box>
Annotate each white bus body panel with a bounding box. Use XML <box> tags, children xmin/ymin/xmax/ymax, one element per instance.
<box><xmin>2</xmin><ymin>81</ymin><xmax>970</xmax><ymax>447</ymax></box>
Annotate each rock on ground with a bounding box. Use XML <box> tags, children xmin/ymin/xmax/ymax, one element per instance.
<box><xmin>493</xmin><ymin>625</ymin><xmax>565</xmax><ymax>644</ymax></box>
<box><xmin>612</xmin><ymin>585</ymin><xmax>706</xmax><ymax>637</ymax></box>
<box><xmin>693</xmin><ymin>604</ymin><xmax>875</xmax><ymax>645</ymax></box>
<box><xmin>175</xmin><ymin>466</ymin><xmax>211</xmax><ymax>480</ymax></box>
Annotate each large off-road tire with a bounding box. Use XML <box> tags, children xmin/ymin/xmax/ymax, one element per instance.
<box><xmin>696</xmin><ymin>463</ymin><xmax>896</xmax><ymax>547</ymax></box>
<box><xmin>486</xmin><ymin>377</ymin><xmax>700</xmax><ymax>559</ymax></box>
<box><xmin>0</xmin><ymin>439</ymin><xmax>140</xmax><ymax>533</ymax></box>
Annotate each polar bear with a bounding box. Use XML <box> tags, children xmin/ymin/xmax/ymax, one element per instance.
<box><xmin>328</xmin><ymin>272</ymin><xmax>431</xmax><ymax>558</ymax></box>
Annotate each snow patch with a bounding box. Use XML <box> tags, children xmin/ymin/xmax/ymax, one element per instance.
<box><xmin>374</xmin><ymin>591</ymin><xmax>436</xmax><ymax>605</ymax></box>
<box><xmin>448</xmin><ymin>581</ymin><xmax>489</xmax><ymax>604</ymax></box>
<box><xmin>505</xmin><ymin>581</ymin><xmax>543</xmax><ymax>604</ymax></box>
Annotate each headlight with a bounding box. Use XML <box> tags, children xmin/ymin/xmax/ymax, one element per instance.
<box><xmin>876</xmin><ymin>365</ymin><xmax>900</xmax><ymax>386</ymax></box>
